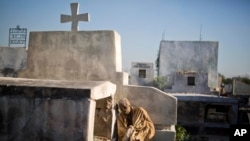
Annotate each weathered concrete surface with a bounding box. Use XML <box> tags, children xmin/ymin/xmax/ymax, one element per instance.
<box><xmin>11</xmin><ymin>30</ymin><xmax>177</xmax><ymax>140</ymax></box>
<box><xmin>173</xmin><ymin>93</ymin><xmax>238</xmax><ymax>135</ymax></box>
<box><xmin>0</xmin><ymin>77</ymin><xmax>116</xmax><ymax>100</ymax></box>
<box><xmin>153</xmin><ymin>125</ymin><xmax>176</xmax><ymax>141</ymax></box>
<box><xmin>120</xmin><ymin>85</ymin><xmax>177</xmax><ymax>125</ymax></box>
<box><xmin>159</xmin><ymin>40</ymin><xmax>218</xmax><ymax>90</ymax></box>
<box><xmin>171</xmin><ymin>72</ymin><xmax>210</xmax><ymax>93</ymax></box>
<box><xmin>94</xmin><ymin>97</ymin><xmax>115</xmax><ymax>139</ymax></box>
<box><xmin>130</xmin><ymin>62</ymin><xmax>154</xmax><ymax>86</ymax></box>
<box><xmin>0</xmin><ymin>47</ymin><xmax>27</xmax><ymax>77</ymax></box>
<box><xmin>173</xmin><ymin>93</ymin><xmax>238</xmax><ymax>103</ymax></box>
<box><xmin>0</xmin><ymin>77</ymin><xmax>116</xmax><ymax>141</ymax></box>
<box><xmin>19</xmin><ymin>31</ymin><xmax>122</xmax><ymax>83</ymax></box>
<box><xmin>0</xmin><ymin>97</ymin><xmax>90</xmax><ymax>141</ymax></box>
<box><xmin>117</xmin><ymin>85</ymin><xmax>177</xmax><ymax>141</ymax></box>
<box><xmin>233</xmin><ymin>79</ymin><xmax>250</xmax><ymax>95</ymax></box>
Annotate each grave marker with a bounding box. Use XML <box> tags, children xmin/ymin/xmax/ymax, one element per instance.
<box><xmin>60</xmin><ymin>3</ymin><xmax>90</xmax><ymax>31</ymax></box>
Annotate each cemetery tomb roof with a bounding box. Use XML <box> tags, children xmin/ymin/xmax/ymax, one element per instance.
<box><xmin>172</xmin><ymin>93</ymin><xmax>238</xmax><ymax>103</ymax></box>
<box><xmin>0</xmin><ymin>77</ymin><xmax>116</xmax><ymax>100</ymax></box>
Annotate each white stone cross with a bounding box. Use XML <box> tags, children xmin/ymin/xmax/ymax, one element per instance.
<box><xmin>60</xmin><ymin>3</ymin><xmax>90</xmax><ymax>31</ymax></box>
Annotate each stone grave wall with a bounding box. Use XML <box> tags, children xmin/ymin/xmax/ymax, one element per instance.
<box><xmin>119</xmin><ymin>85</ymin><xmax>177</xmax><ymax>125</ymax></box>
<box><xmin>233</xmin><ymin>79</ymin><xmax>250</xmax><ymax>95</ymax></box>
<box><xmin>0</xmin><ymin>77</ymin><xmax>116</xmax><ymax>141</ymax></box>
<box><xmin>19</xmin><ymin>31</ymin><xmax>122</xmax><ymax>83</ymax></box>
<box><xmin>159</xmin><ymin>41</ymin><xmax>218</xmax><ymax>90</ymax></box>
<box><xmin>0</xmin><ymin>95</ymin><xmax>91</xmax><ymax>141</ymax></box>
<box><xmin>172</xmin><ymin>72</ymin><xmax>210</xmax><ymax>93</ymax></box>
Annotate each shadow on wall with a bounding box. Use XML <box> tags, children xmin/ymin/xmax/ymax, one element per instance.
<box><xmin>0</xmin><ymin>68</ymin><xmax>18</xmax><ymax>77</ymax></box>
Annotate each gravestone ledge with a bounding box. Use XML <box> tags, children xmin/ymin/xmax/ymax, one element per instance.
<box><xmin>0</xmin><ymin>77</ymin><xmax>116</xmax><ymax>100</ymax></box>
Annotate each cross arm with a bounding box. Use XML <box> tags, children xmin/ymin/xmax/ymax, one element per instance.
<box><xmin>78</xmin><ymin>13</ymin><xmax>90</xmax><ymax>22</ymax></box>
<box><xmin>61</xmin><ymin>15</ymin><xmax>72</xmax><ymax>23</ymax></box>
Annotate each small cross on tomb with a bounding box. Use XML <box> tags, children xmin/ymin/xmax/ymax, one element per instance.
<box><xmin>60</xmin><ymin>3</ymin><xmax>90</xmax><ymax>31</ymax></box>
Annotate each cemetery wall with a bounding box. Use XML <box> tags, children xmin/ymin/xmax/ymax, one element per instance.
<box><xmin>0</xmin><ymin>47</ymin><xmax>27</xmax><ymax>77</ymax></box>
<box><xmin>159</xmin><ymin>41</ymin><xmax>218</xmax><ymax>90</ymax></box>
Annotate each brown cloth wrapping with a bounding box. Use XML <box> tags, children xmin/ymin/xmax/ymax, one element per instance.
<box><xmin>117</xmin><ymin>107</ymin><xmax>155</xmax><ymax>141</ymax></box>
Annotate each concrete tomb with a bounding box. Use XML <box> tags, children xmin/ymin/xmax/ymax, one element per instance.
<box><xmin>233</xmin><ymin>79</ymin><xmax>250</xmax><ymax>96</ymax></box>
<box><xmin>173</xmin><ymin>93</ymin><xmax>238</xmax><ymax>135</ymax></box>
<box><xmin>170</xmin><ymin>71</ymin><xmax>210</xmax><ymax>94</ymax></box>
<box><xmin>0</xmin><ymin>2</ymin><xmax>177</xmax><ymax>141</ymax></box>
<box><xmin>0</xmin><ymin>77</ymin><xmax>116</xmax><ymax>141</ymax></box>
<box><xmin>16</xmin><ymin>29</ymin><xmax>177</xmax><ymax>140</ymax></box>
<box><xmin>232</xmin><ymin>79</ymin><xmax>250</xmax><ymax>124</ymax></box>
<box><xmin>18</xmin><ymin>30</ymin><xmax>122</xmax><ymax>83</ymax></box>
<box><xmin>14</xmin><ymin>30</ymin><xmax>122</xmax><ymax>141</ymax></box>
<box><xmin>129</xmin><ymin>62</ymin><xmax>154</xmax><ymax>86</ymax></box>
<box><xmin>158</xmin><ymin>40</ymin><xmax>219</xmax><ymax>92</ymax></box>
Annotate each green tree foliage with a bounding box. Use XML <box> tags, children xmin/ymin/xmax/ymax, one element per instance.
<box><xmin>240</xmin><ymin>76</ymin><xmax>250</xmax><ymax>85</ymax></box>
<box><xmin>220</xmin><ymin>73</ymin><xmax>233</xmax><ymax>84</ymax></box>
<box><xmin>154</xmin><ymin>76</ymin><xmax>166</xmax><ymax>90</ymax></box>
<box><xmin>175</xmin><ymin>125</ymin><xmax>191</xmax><ymax>141</ymax></box>
<box><xmin>223</xmin><ymin>78</ymin><xmax>233</xmax><ymax>84</ymax></box>
<box><xmin>220</xmin><ymin>73</ymin><xmax>250</xmax><ymax>85</ymax></box>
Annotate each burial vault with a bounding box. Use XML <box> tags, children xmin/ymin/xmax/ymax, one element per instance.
<box><xmin>14</xmin><ymin>29</ymin><xmax>177</xmax><ymax>141</ymax></box>
<box><xmin>129</xmin><ymin>62</ymin><xmax>154</xmax><ymax>86</ymax></box>
<box><xmin>158</xmin><ymin>40</ymin><xmax>219</xmax><ymax>93</ymax></box>
<box><xmin>0</xmin><ymin>77</ymin><xmax>116</xmax><ymax>141</ymax></box>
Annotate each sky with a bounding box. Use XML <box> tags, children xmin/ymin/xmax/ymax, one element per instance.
<box><xmin>0</xmin><ymin>0</ymin><xmax>249</xmax><ymax>77</ymax></box>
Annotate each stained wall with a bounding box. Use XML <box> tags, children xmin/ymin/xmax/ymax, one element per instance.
<box><xmin>159</xmin><ymin>41</ymin><xmax>218</xmax><ymax>90</ymax></box>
